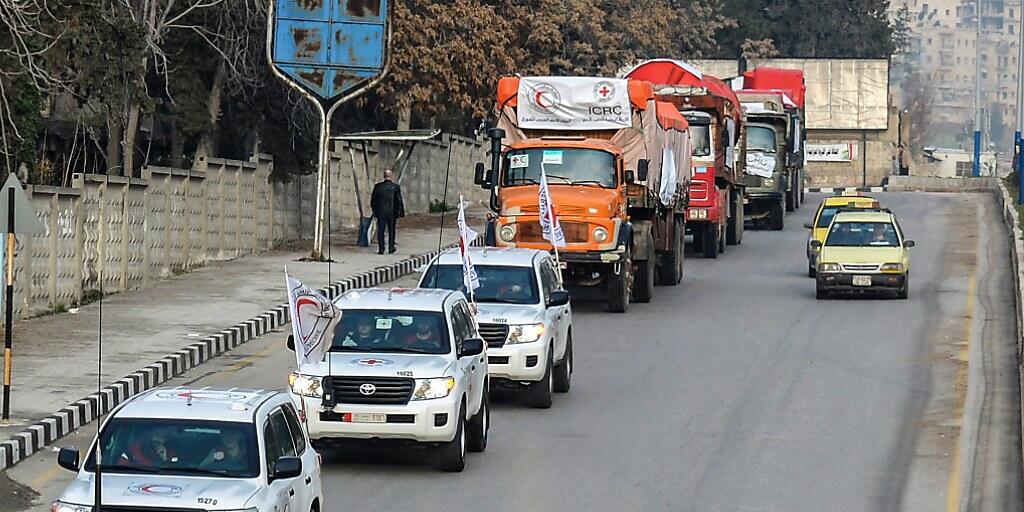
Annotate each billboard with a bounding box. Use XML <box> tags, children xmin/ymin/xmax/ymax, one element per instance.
<box><xmin>272</xmin><ymin>0</ymin><xmax>389</xmax><ymax>100</ymax></box>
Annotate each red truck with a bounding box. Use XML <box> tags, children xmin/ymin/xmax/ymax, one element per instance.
<box><xmin>626</xmin><ymin>60</ymin><xmax>746</xmax><ymax>258</ymax></box>
<box><xmin>741</xmin><ymin>67</ymin><xmax>808</xmax><ymax>211</ymax></box>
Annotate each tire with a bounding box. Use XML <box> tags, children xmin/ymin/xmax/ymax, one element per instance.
<box><xmin>718</xmin><ymin>223</ymin><xmax>726</xmax><ymax>254</ymax></box>
<box><xmin>606</xmin><ymin>250</ymin><xmax>631</xmax><ymax>313</ymax></box>
<box><xmin>702</xmin><ymin>223</ymin><xmax>718</xmax><ymax>258</ymax></box>
<box><xmin>527</xmin><ymin>352</ymin><xmax>554</xmax><ymax>409</ymax></box>
<box><xmin>437</xmin><ymin>404</ymin><xmax>466</xmax><ymax>472</ymax></box>
<box><xmin>466</xmin><ymin>390</ymin><xmax>489</xmax><ymax>453</ymax></box>
<box><xmin>897</xmin><ymin>274</ymin><xmax>909</xmax><ymax>300</ymax></box>
<box><xmin>657</xmin><ymin>218</ymin><xmax>684</xmax><ymax>285</ymax></box>
<box><xmin>807</xmin><ymin>265</ymin><xmax>816</xmax><ymax>278</ymax></box>
<box><xmin>553</xmin><ymin>336</ymin><xmax>573</xmax><ymax>393</ymax></box>
<box><xmin>815</xmin><ymin>286</ymin><xmax>827</xmax><ymax>300</ymax></box>
<box><xmin>770</xmin><ymin>201</ymin><xmax>785</xmax><ymax>231</ymax></box>
<box><xmin>632</xmin><ymin>257</ymin><xmax>655</xmax><ymax>303</ymax></box>
<box><xmin>726</xmin><ymin>189</ymin><xmax>743</xmax><ymax>246</ymax></box>
<box><xmin>691</xmin><ymin>227</ymin><xmax>703</xmax><ymax>252</ymax></box>
<box><xmin>786</xmin><ymin>177</ymin><xmax>796</xmax><ymax>212</ymax></box>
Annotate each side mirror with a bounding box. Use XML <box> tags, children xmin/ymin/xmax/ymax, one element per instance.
<box><xmin>636</xmin><ymin>159</ymin><xmax>650</xmax><ymax>182</ymax></box>
<box><xmin>547</xmin><ymin>290</ymin><xmax>570</xmax><ymax>308</ymax></box>
<box><xmin>803</xmin><ymin>222</ymin><xmax>814</xmax><ymax>229</ymax></box>
<box><xmin>624</xmin><ymin>170</ymin><xmax>636</xmax><ymax>184</ymax></box>
<box><xmin>57</xmin><ymin>447</ymin><xmax>80</xmax><ymax>472</ymax></box>
<box><xmin>460</xmin><ymin>338</ymin><xmax>485</xmax><ymax>358</ymax></box>
<box><xmin>810</xmin><ymin>240</ymin><xmax>822</xmax><ymax>249</ymax></box>
<box><xmin>272</xmin><ymin>456</ymin><xmax>302</xmax><ymax>481</ymax></box>
<box><xmin>903</xmin><ymin>240</ymin><xmax>915</xmax><ymax>248</ymax></box>
<box><xmin>474</xmin><ymin>162</ymin><xmax>486</xmax><ymax>186</ymax></box>
<box><xmin>286</xmin><ymin>335</ymin><xmax>295</xmax><ymax>352</ymax></box>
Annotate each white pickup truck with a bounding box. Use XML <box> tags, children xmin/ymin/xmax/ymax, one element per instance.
<box><xmin>419</xmin><ymin>247</ymin><xmax>573</xmax><ymax>408</ymax></box>
<box><xmin>287</xmin><ymin>288</ymin><xmax>489</xmax><ymax>472</ymax></box>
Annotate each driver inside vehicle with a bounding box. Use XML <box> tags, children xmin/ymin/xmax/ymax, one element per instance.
<box><xmin>341</xmin><ymin>317</ymin><xmax>384</xmax><ymax>347</ymax></box>
<box><xmin>404</xmin><ymin>318</ymin><xmax>442</xmax><ymax>350</ymax></box>
<box><xmin>200</xmin><ymin>429</ymin><xmax>247</xmax><ymax>473</ymax></box>
<box><xmin>120</xmin><ymin>426</ymin><xmax>177</xmax><ymax>466</ymax></box>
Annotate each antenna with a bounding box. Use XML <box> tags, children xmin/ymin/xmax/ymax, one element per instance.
<box><xmin>437</xmin><ymin>140</ymin><xmax>454</xmax><ymax>254</ymax></box>
<box><xmin>94</xmin><ymin>268</ymin><xmax>103</xmax><ymax>511</ymax></box>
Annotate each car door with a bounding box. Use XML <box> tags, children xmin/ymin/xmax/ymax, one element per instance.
<box><xmin>265</xmin><ymin>410</ymin><xmax>300</xmax><ymax>512</ymax></box>
<box><xmin>453</xmin><ymin>301</ymin><xmax>482</xmax><ymax>416</ymax></box>
<box><xmin>459</xmin><ymin>300</ymin><xmax>487</xmax><ymax>404</ymax></box>
<box><xmin>262</xmin><ymin>416</ymin><xmax>292</xmax><ymax>512</ymax></box>
<box><xmin>539</xmin><ymin>260</ymin><xmax>568</xmax><ymax>361</ymax></box>
<box><xmin>281</xmin><ymin>403</ymin><xmax>319</xmax><ymax>511</ymax></box>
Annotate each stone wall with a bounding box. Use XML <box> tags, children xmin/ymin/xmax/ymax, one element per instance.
<box><xmin>7</xmin><ymin>134</ymin><xmax>486</xmax><ymax>320</ymax></box>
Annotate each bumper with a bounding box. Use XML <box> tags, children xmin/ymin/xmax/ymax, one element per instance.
<box><xmin>560</xmin><ymin>246</ymin><xmax>628</xmax><ymax>264</ymax></box>
<box><xmin>293</xmin><ymin>393</ymin><xmax>461</xmax><ymax>444</ymax></box>
<box><xmin>816</xmin><ymin>273</ymin><xmax>906</xmax><ymax>292</ymax></box>
<box><xmin>746</xmin><ymin>191</ymin><xmax>784</xmax><ymax>201</ymax></box>
<box><xmin>485</xmin><ymin>342</ymin><xmax>549</xmax><ymax>382</ymax></box>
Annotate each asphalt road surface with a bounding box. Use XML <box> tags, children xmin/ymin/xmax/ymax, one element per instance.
<box><xmin>6</xmin><ymin>192</ymin><xmax>1022</xmax><ymax>512</ymax></box>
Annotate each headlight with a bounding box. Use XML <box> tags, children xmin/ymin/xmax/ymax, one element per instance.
<box><xmin>819</xmin><ymin>262</ymin><xmax>842</xmax><ymax>272</ymax></box>
<box><xmin>412</xmin><ymin>377</ymin><xmax>456</xmax><ymax>400</ymax></box>
<box><xmin>880</xmin><ymin>263</ymin><xmax>904</xmax><ymax>272</ymax></box>
<box><xmin>288</xmin><ymin>373</ymin><xmax>323</xmax><ymax>397</ymax></box>
<box><xmin>507</xmin><ymin>323</ymin><xmax>546</xmax><ymax>344</ymax></box>
<box><xmin>593</xmin><ymin>227</ymin><xmax>609</xmax><ymax>242</ymax></box>
<box><xmin>499</xmin><ymin>224</ymin><xmax>516</xmax><ymax>242</ymax></box>
<box><xmin>51</xmin><ymin>503</ymin><xmax>91</xmax><ymax>512</ymax></box>
<box><xmin>763</xmin><ymin>178</ymin><xmax>775</xmax><ymax>186</ymax></box>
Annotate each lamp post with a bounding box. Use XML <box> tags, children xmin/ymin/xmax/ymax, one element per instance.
<box><xmin>973</xmin><ymin>0</ymin><xmax>983</xmax><ymax>178</ymax></box>
<box><xmin>1017</xmin><ymin>0</ymin><xmax>1024</xmax><ymax>202</ymax></box>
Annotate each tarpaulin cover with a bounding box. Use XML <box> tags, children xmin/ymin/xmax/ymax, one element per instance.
<box><xmin>624</xmin><ymin>59</ymin><xmax>743</xmax><ymax>126</ymax></box>
<box><xmin>742</xmin><ymin>67</ymin><xmax>806</xmax><ymax>109</ymax></box>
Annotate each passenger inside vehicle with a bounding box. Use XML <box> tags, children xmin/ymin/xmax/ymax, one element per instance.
<box><xmin>339</xmin><ymin>317</ymin><xmax>384</xmax><ymax>347</ymax></box>
<box><xmin>200</xmin><ymin>429</ymin><xmax>248</xmax><ymax>473</ymax></box>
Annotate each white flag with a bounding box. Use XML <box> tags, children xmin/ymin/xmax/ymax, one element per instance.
<box><xmin>457</xmin><ymin>197</ymin><xmax>480</xmax><ymax>292</ymax></box>
<box><xmin>285</xmin><ymin>272</ymin><xmax>341</xmax><ymax>367</ymax></box>
<box><xmin>539</xmin><ymin>164</ymin><xmax>566</xmax><ymax>247</ymax></box>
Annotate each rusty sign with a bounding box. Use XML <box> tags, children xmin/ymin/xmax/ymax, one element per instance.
<box><xmin>272</xmin><ymin>0</ymin><xmax>388</xmax><ymax>100</ymax></box>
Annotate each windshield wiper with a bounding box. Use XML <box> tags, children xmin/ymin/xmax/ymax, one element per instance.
<box><xmin>509</xmin><ymin>178</ymin><xmax>539</xmax><ymax>185</ymax></box>
<box><xmin>330</xmin><ymin>346</ymin><xmax>379</xmax><ymax>352</ymax></box>
<box><xmin>478</xmin><ymin>298</ymin><xmax>529</xmax><ymax>304</ymax></box>
<box><xmin>383</xmin><ymin>347</ymin><xmax>438</xmax><ymax>354</ymax></box>
<box><xmin>96</xmin><ymin>464</ymin><xmax>159</xmax><ymax>474</ymax></box>
<box><xmin>545</xmin><ymin>174</ymin><xmax>573</xmax><ymax>183</ymax></box>
<box><xmin>571</xmin><ymin>180</ymin><xmax>609</xmax><ymax>187</ymax></box>
<box><xmin>169</xmin><ymin>467</ymin><xmax>235</xmax><ymax>477</ymax></box>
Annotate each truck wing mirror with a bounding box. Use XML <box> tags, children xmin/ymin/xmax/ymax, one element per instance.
<box><xmin>636</xmin><ymin>159</ymin><xmax>650</xmax><ymax>182</ymax></box>
<box><xmin>474</xmin><ymin>162</ymin><xmax>492</xmax><ymax>189</ymax></box>
<box><xmin>624</xmin><ymin>170</ymin><xmax>635</xmax><ymax>184</ymax></box>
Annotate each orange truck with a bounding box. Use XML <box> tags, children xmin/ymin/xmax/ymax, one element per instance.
<box><xmin>473</xmin><ymin>76</ymin><xmax>691</xmax><ymax>313</ymax></box>
<box><xmin>626</xmin><ymin>60</ymin><xmax>747</xmax><ymax>258</ymax></box>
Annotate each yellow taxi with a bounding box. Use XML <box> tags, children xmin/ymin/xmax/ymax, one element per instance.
<box><xmin>812</xmin><ymin>210</ymin><xmax>913</xmax><ymax>300</ymax></box>
<box><xmin>804</xmin><ymin>193</ymin><xmax>880</xmax><ymax>277</ymax></box>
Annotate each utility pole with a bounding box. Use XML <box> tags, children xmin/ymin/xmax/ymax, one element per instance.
<box><xmin>973</xmin><ymin>0</ymin><xmax>983</xmax><ymax>177</ymax></box>
<box><xmin>1017</xmin><ymin>0</ymin><xmax>1024</xmax><ymax>202</ymax></box>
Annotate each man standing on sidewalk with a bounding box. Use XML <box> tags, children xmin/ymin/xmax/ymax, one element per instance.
<box><xmin>370</xmin><ymin>169</ymin><xmax>405</xmax><ymax>254</ymax></box>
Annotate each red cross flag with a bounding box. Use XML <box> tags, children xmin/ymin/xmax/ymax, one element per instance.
<box><xmin>285</xmin><ymin>271</ymin><xmax>340</xmax><ymax>367</ymax></box>
<box><xmin>539</xmin><ymin>164</ymin><xmax>566</xmax><ymax>248</ymax></box>
<box><xmin>457</xmin><ymin>196</ymin><xmax>480</xmax><ymax>293</ymax></box>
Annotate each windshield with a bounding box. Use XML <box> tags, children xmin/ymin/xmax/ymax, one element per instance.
<box><xmin>332</xmin><ymin>310</ymin><xmax>450</xmax><ymax>354</ymax></box>
<box><xmin>86</xmin><ymin>418</ymin><xmax>259</xmax><ymax>478</ymax></box>
<box><xmin>421</xmin><ymin>264</ymin><xmax>540</xmax><ymax>305</ymax></box>
<box><xmin>690</xmin><ymin>124</ymin><xmax>712</xmax><ymax>157</ymax></box>
<box><xmin>824</xmin><ymin>221</ymin><xmax>900</xmax><ymax>247</ymax></box>
<box><xmin>747</xmin><ymin>126</ymin><xmax>777</xmax><ymax>153</ymax></box>
<box><xmin>503</xmin><ymin>148</ymin><xmax>616</xmax><ymax>188</ymax></box>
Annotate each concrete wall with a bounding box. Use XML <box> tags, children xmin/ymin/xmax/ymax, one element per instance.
<box><xmin>7</xmin><ymin>134</ymin><xmax>485</xmax><ymax>320</ymax></box>
<box><xmin>804</xmin><ymin>105</ymin><xmax>901</xmax><ymax>187</ymax></box>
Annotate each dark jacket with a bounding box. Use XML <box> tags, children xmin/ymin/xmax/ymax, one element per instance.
<box><xmin>371</xmin><ymin>180</ymin><xmax>405</xmax><ymax>219</ymax></box>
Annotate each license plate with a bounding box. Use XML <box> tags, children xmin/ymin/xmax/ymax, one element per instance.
<box><xmin>347</xmin><ymin>412</ymin><xmax>387</xmax><ymax>423</ymax></box>
<box><xmin>852</xmin><ymin>275</ymin><xmax>872</xmax><ymax>287</ymax></box>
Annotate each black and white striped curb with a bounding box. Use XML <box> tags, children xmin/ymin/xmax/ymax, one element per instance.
<box><xmin>0</xmin><ymin>246</ymin><xmax>462</xmax><ymax>470</ymax></box>
<box><xmin>804</xmin><ymin>186</ymin><xmax>886</xmax><ymax>194</ymax></box>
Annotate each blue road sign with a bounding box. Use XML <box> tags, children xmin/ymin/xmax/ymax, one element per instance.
<box><xmin>272</xmin><ymin>0</ymin><xmax>389</xmax><ymax>101</ymax></box>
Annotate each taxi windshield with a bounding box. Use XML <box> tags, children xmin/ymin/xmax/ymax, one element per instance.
<box><xmin>332</xmin><ymin>310</ymin><xmax>450</xmax><ymax>355</ymax></box>
<box><xmin>421</xmin><ymin>264</ymin><xmax>540</xmax><ymax>305</ymax></box>
<box><xmin>825</xmin><ymin>221</ymin><xmax>899</xmax><ymax>247</ymax></box>
<box><xmin>86</xmin><ymin>418</ymin><xmax>259</xmax><ymax>478</ymax></box>
<box><xmin>503</xmin><ymin>148</ymin><xmax>616</xmax><ymax>188</ymax></box>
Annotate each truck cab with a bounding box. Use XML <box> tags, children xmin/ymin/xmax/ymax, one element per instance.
<box><xmin>740</xmin><ymin>97</ymin><xmax>790</xmax><ymax>231</ymax></box>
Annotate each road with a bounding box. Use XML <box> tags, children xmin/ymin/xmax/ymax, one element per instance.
<box><xmin>6</xmin><ymin>192</ymin><xmax>1022</xmax><ymax>511</ymax></box>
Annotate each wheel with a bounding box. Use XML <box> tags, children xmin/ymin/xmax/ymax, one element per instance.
<box><xmin>718</xmin><ymin>223</ymin><xmax>726</xmax><ymax>254</ymax></box>
<box><xmin>807</xmin><ymin>265</ymin><xmax>816</xmax><ymax>278</ymax></box>
<box><xmin>897</xmin><ymin>274</ymin><xmax>909</xmax><ymax>300</ymax></box>
<box><xmin>526</xmin><ymin>352</ymin><xmax>554</xmax><ymax>408</ymax></box>
<box><xmin>770</xmin><ymin>201</ymin><xmax>784</xmax><ymax>231</ymax></box>
<box><xmin>466</xmin><ymin>390</ymin><xmax>489</xmax><ymax>453</ymax></box>
<box><xmin>726</xmin><ymin>189</ymin><xmax>743</xmax><ymax>246</ymax></box>
<box><xmin>632</xmin><ymin>257</ymin><xmax>655</xmax><ymax>303</ymax></box>
<box><xmin>553</xmin><ymin>336</ymin><xmax>573</xmax><ymax>393</ymax></box>
<box><xmin>786</xmin><ymin>178</ymin><xmax>796</xmax><ymax>212</ymax></box>
<box><xmin>657</xmin><ymin>218</ymin><xmax>684</xmax><ymax>285</ymax></box>
<box><xmin>815</xmin><ymin>286</ymin><xmax>827</xmax><ymax>299</ymax></box>
<box><xmin>702</xmin><ymin>223</ymin><xmax>718</xmax><ymax>258</ymax></box>
<box><xmin>437</xmin><ymin>404</ymin><xmax>466</xmax><ymax>472</ymax></box>
<box><xmin>606</xmin><ymin>250</ymin><xmax>631</xmax><ymax>313</ymax></box>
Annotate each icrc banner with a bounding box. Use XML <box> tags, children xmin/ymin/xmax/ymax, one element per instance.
<box><xmin>517</xmin><ymin>77</ymin><xmax>633</xmax><ymax>130</ymax></box>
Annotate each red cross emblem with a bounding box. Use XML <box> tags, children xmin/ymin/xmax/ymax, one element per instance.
<box><xmin>598</xmin><ymin>86</ymin><xmax>611</xmax><ymax>97</ymax></box>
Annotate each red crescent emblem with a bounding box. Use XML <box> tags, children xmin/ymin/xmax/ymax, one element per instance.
<box><xmin>535</xmin><ymin>91</ymin><xmax>551</xmax><ymax>109</ymax></box>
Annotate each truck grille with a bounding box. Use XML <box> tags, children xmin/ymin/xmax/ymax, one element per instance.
<box><xmin>517</xmin><ymin>221</ymin><xmax>588</xmax><ymax>243</ymax></box>
<box><xmin>520</xmin><ymin>204</ymin><xmax>589</xmax><ymax>216</ymax></box>
<box><xmin>478</xmin><ymin>323</ymin><xmax>509</xmax><ymax>347</ymax></box>
<box><xmin>842</xmin><ymin>264</ymin><xmax>879</xmax><ymax>272</ymax></box>
<box><xmin>325</xmin><ymin>376</ymin><xmax>414</xmax><ymax>405</ymax></box>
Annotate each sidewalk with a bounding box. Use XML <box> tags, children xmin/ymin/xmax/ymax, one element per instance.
<box><xmin>0</xmin><ymin>207</ymin><xmax>484</xmax><ymax>457</ymax></box>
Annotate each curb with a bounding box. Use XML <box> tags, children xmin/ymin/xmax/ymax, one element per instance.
<box><xmin>993</xmin><ymin>180</ymin><xmax>1024</xmax><ymax>482</ymax></box>
<box><xmin>0</xmin><ymin>246</ymin><xmax>458</xmax><ymax>470</ymax></box>
<box><xmin>804</xmin><ymin>186</ymin><xmax>886</xmax><ymax>194</ymax></box>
